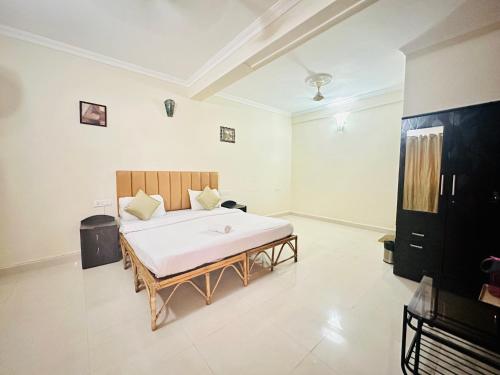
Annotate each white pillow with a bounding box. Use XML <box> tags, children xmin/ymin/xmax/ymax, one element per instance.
<box><xmin>119</xmin><ymin>194</ymin><xmax>166</xmax><ymax>221</ymax></box>
<box><xmin>188</xmin><ymin>188</ymin><xmax>221</xmax><ymax>210</ymax></box>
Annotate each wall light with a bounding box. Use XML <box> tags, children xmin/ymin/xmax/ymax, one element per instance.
<box><xmin>334</xmin><ymin>112</ymin><xmax>350</xmax><ymax>133</ymax></box>
<box><xmin>164</xmin><ymin>99</ymin><xmax>175</xmax><ymax>117</ymax></box>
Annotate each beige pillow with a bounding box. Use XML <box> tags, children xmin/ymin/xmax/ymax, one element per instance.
<box><xmin>125</xmin><ymin>190</ymin><xmax>161</xmax><ymax>220</ymax></box>
<box><xmin>196</xmin><ymin>186</ymin><xmax>221</xmax><ymax>210</ymax></box>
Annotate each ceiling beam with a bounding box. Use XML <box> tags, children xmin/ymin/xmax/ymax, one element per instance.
<box><xmin>188</xmin><ymin>0</ymin><xmax>377</xmax><ymax>100</ymax></box>
<box><xmin>400</xmin><ymin>0</ymin><xmax>500</xmax><ymax>57</ymax></box>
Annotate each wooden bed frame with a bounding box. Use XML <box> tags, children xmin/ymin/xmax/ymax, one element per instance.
<box><xmin>116</xmin><ymin>170</ymin><xmax>298</xmax><ymax>331</ymax></box>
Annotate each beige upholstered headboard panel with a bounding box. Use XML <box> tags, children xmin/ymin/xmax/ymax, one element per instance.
<box><xmin>116</xmin><ymin>171</ymin><xmax>219</xmax><ymax>213</ymax></box>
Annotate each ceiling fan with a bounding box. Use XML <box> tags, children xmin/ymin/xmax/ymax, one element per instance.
<box><xmin>305</xmin><ymin>73</ymin><xmax>333</xmax><ymax>101</ymax></box>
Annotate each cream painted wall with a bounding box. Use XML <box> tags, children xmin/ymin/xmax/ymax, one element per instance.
<box><xmin>292</xmin><ymin>98</ymin><xmax>403</xmax><ymax>231</ymax></box>
<box><xmin>0</xmin><ymin>35</ymin><xmax>292</xmax><ymax>268</ymax></box>
<box><xmin>7</xmin><ymin>27</ymin><xmax>497</xmax><ymax>269</ymax></box>
<box><xmin>404</xmin><ymin>29</ymin><xmax>500</xmax><ymax>116</ymax></box>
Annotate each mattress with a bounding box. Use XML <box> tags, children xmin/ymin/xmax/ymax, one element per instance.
<box><xmin>119</xmin><ymin>208</ymin><xmax>293</xmax><ymax>278</ymax></box>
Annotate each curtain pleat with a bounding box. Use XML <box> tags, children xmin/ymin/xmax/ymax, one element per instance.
<box><xmin>403</xmin><ymin>132</ymin><xmax>443</xmax><ymax>213</ymax></box>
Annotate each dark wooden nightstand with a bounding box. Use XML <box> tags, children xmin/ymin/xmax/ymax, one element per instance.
<box><xmin>80</xmin><ymin>215</ymin><xmax>122</xmax><ymax>269</ymax></box>
<box><xmin>232</xmin><ymin>204</ymin><xmax>247</xmax><ymax>212</ymax></box>
<box><xmin>221</xmin><ymin>201</ymin><xmax>247</xmax><ymax>212</ymax></box>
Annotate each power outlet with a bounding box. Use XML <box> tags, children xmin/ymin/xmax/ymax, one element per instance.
<box><xmin>94</xmin><ymin>199</ymin><xmax>112</xmax><ymax>208</ymax></box>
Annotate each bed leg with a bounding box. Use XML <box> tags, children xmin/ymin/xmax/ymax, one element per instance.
<box><xmin>147</xmin><ymin>284</ymin><xmax>157</xmax><ymax>331</ymax></box>
<box><xmin>120</xmin><ymin>242</ymin><xmax>129</xmax><ymax>270</ymax></box>
<box><xmin>271</xmin><ymin>246</ymin><xmax>275</xmax><ymax>271</ymax></box>
<box><xmin>205</xmin><ymin>273</ymin><xmax>212</xmax><ymax>305</ymax></box>
<box><xmin>132</xmin><ymin>263</ymin><xmax>141</xmax><ymax>293</ymax></box>
<box><xmin>245</xmin><ymin>253</ymin><xmax>249</xmax><ymax>279</ymax></box>
<box><xmin>294</xmin><ymin>237</ymin><xmax>298</xmax><ymax>262</ymax></box>
<box><xmin>243</xmin><ymin>257</ymin><xmax>248</xmax><ymax>287</ymax></box>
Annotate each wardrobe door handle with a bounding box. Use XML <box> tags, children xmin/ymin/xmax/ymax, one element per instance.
<box><xmin>410</xmin><ymin>244</ymin><xmax>423</xmax><ymax>249</ymax></box>
<box><xmin>440</xmin><ymin>175</ymin><xmax>444</xmax><ymax>196</ymax></box>
<box><xmin>451</xmin><ymin>174</ymin><xmax>456</xmax><ymax>196</ymax></box>
<box><xmin>411</xmin><ymin>232</ymin><xmax>425</xmax><ymax>238</ymax></box>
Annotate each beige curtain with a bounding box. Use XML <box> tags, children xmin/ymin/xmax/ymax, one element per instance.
<box><xmin>403</xmin><ymin>133</ymin><xmax>443</xmax><ymax>213</ymax></box>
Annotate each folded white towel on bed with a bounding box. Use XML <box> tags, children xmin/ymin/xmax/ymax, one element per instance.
<box><xmin>209</xmin><ymin>224</ymin><xmax>232</xmax><ymax>234</ymax></box>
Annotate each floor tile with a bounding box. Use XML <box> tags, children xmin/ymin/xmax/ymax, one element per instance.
<box><xmin>0</xmin><ymin>215</ymin><xmax>417</xmax><ymax>374</ymax></box>
<box><xmin>312</xmin><ymin>317</ymin><xmax>403</xmax><ymax>375</ymax></box>
<box><xmin>93</xmin><ymin>344</ymin><xmax>212</xmax><ymax>375</ymax></box>
<box><xmin>196</xmin><ymin>311</ymin><xmax>309</xmax><ymax>375</ymax></box>
<box><xmin>88</xmin><ymin>313</ymin><xmax>191</xmax><ymax>373</ymax></box>
<box><xmin>291</xmin><ymin>353</ymin><xmax>338</xmax><ymax>375</ymax></box>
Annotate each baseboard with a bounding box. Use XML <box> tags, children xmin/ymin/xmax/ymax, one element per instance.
<box><xmin>266</xmin><ymin>210</ymin><xmax>292</xmax><ymax>217</ymax></box>
<box><xmin>290</xmin><ymin>211</ymin><xmax>395</xmax><ymax>234</ymax></box>
<box><xmin>0</xmin><ymin>251</ymin><xmax>80</xmax><ymax>276</ymax></box>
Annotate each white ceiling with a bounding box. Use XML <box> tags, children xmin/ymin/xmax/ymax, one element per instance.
<box><xmin>0</xmin><ymin>0</ymin><xmax>276</xmax><ymax>82</ymax></box>
<box><xmin>221</xmin><ymin>0</ymin><xmax>465</xmax><ymax>114</ymax></box>
<box><xmin>0</xmin><ymin>0</ymin><xmax>475</xmax><ymax>114</ymax></box>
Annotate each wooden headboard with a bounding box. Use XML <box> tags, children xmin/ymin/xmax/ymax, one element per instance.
<box><xmin>116</xmin><ymin>171</ymin><xmax>219</xmax><ymax>213</ymax></box>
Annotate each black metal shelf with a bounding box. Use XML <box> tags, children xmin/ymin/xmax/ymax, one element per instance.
<box><xmin>402</xmin><ymin>305</ymin><xmax>500</xmax><ymax>374</ymax></box>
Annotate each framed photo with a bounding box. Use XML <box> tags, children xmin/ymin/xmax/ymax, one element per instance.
<box><xmin>220</xmin><ymin>126</ymin><xmax>235</xmax><ymax>143</ymax></box>
<box><xmin>80</xmin><ymin>101</ymin><xmax>107</xmax><ymax>127</ymax></box>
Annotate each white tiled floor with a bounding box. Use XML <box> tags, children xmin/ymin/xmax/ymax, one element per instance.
<box><xmin>0</xmin><ymin>215</ymin><xmax>417</xmax><ymax>374</ymax></box>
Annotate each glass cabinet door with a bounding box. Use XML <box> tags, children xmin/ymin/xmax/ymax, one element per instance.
<box><xmin>403</xmin><ymin>126</ymin><xmax>444</xmax><ymax>214</ymax></box>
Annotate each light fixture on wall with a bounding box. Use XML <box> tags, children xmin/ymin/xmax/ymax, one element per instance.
<box><xmin>334</xmin><ymin>112</ymin><xmax>350</xmax><ymax>133</ymax></box>
<box><xmin>164</xmin><ymin>99</ymin><xmax>175</xmax><ymax>117</ymax></box>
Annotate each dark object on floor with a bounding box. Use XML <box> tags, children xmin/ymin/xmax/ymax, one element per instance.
<box><xmin>221</xmin><ymin>200</ymin><xmax>247</xmax><ymax>212</ymax></box>
<box><xmin>401</xmin><ymin>276</ymin><xmax>500</xmax><ymax>374</ymax></box>
<box><xmin>80</xmin><ymin>215</ymin><xmax>122</xmax><ymax>269</ymax></box>
<box><xmin>383</xmin><ymin>240</ymin><xmax>394</xmax><ymax>264</ymax></box>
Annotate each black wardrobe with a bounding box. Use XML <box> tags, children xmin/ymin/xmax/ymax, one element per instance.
<box><xmin>394</xmin><ymin>100</ymin><xmax>500</xmax><ymax>298</ymax></box>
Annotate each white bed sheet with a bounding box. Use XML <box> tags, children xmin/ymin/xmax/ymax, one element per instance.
<box><xmin>120</xmin><ymin>208</ymin><xmax>293</xmax><ymax>278</ymax></box>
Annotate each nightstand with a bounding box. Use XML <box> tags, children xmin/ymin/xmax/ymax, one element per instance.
<box><xmin>221</xmin><ymin>201</ymin><xmax>247</xmax><ymax>212</ymax></box>
<box><xmin>232</xmin><ymin>204</ymin><xmax>247</xmax><ymax>212</ymax></box>
<box><xmin>80</xmin><ymin>215</ymin><xmax>122</xmax><ymax>269</ymax></box>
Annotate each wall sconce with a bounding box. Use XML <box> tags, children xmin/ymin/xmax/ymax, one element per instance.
<box><xmin>334</xmin><ymin>112</ymin><xmax>350</xmax><ymax>133</ymax></box>
<box><xmin>164</xmin><ymin>99</ymin><xmax>175</xmax><ymax>117</ymax></box>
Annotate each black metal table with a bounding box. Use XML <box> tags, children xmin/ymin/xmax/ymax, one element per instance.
<box><xmin>401</xmin><ymin>276</ymin><xmax>500</xmax><ymax>374</ymax></box>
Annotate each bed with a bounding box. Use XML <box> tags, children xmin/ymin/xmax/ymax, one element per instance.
<box><xmin>116</xmin><ymin>171</ymin><xmax>298</xmax><ymax>331</ymax></box>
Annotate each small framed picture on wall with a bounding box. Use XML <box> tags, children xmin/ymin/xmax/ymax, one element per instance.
<box><xmin>220</xmin><ymin>126</ymin><xmax>235</xmax><ymax>143</ymax></box>
<box><xmin>80</xmin><ymin>101</ymin><xmax>107</xmax><ymax>127</ymax></box>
